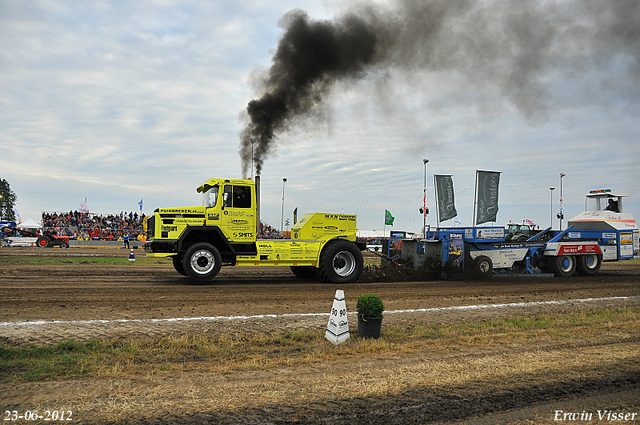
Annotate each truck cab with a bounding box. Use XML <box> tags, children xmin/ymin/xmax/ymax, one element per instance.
<box><xmin>145</xmin><ymin>177</ymin><xmax>365</xmax><ymax>283</ymax></box>
<box><xmin>583</xmin><ymin>189</ymin><xmax>625</xmax><ymax>213</ymax></box>
<box><xmin>200</xmin><ymin>178</ymin><xmax>258</xmax><ymax>247</ymax></box>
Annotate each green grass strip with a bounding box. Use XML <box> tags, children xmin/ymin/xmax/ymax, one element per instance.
<box><xmin>1</xmin><ymin>307</ymin><xmax>638</xmax><ymax>383</ymax></box>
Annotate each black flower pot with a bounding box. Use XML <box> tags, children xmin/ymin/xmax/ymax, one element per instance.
<box><xmin>357</xmin><ymin>314</ymin><xmax>383</xmax><ymax>339</ymax></box>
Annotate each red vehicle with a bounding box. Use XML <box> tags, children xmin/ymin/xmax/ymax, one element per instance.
<box><xmin>36</xmin><ymin>230</ymin><xmax>70</xmax><ymax>248</ymax></box>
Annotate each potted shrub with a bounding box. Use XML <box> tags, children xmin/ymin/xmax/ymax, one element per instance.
<box><xmin>356</xmin><ymin>293</ymin><xmax>384</xmax><ymax>339</ymax></box>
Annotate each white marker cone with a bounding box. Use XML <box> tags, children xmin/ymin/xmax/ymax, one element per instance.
<box><xmin>325</xmin><ymin>289</ymin><xmax>350</xmax><ymax>345</ymax></box>
<box><xmin>128</xmin><ymin>249</ymin><xmax>135</xmax><ymax>262</ymax></box>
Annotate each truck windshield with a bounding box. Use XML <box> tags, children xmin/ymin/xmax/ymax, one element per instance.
<box><xmin>200</xmin><ymin>186</ymin><xmax>219</xmax><ymax>208</ymax></box>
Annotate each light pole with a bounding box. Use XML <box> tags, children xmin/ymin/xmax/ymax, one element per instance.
<box><xmin>280</xmin><ymin>178</ymin><xmax>287</xmax><ymax>232</ymax></box>
<box><xmin>423</xmin><ymin>159</ymin><xmax>429</xmax><ymax>239</ymax></box>
<box><xmin>549</xmin><ymin>187</ymin><xmax>555</xmax><ymax>229</ymax></box>
<box><xmin>559</xmin><ymin>173</ymin><xmax>566</xmax><ymax>230</ymax></box>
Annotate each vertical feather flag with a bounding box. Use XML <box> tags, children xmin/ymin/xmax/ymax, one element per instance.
<box><xmin>475</xmin><ymin>170</ymin><xmax>501</xmax><ymax>225</ymax></box>
<box><xmin>79</xmin><ymin>198</ymin><xmax>89</xmax><ymax>213</ymax></box>
<box><xmin>435</xmin><ymin>175</ymin><xmax>458</xmax><ymax>222</ymax></box>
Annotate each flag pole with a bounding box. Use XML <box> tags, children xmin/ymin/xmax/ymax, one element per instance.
<box><xmin>473</xmin><ymin>170</ymin><xmax>479</xmax><ymax>227</ymax></box>
<box><xmin>434</xmin><ymin>175</ymin><xmax>440</xmax><ymax>228</ymax></box>
<box><xmin>384</xmin><ymin>211</ymin><xmax>387</xmax><ymax>257</ymax></box>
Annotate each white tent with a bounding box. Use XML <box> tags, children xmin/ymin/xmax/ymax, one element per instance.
<box><xmin>17</xmin><ymin>218</ymin><xmax>42</xmax><ymax>229</ymax></box>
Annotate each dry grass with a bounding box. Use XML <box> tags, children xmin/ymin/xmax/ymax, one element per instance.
<box><xmin>66</xmin><ymin>337</ymin><xmax>640</xmax><ymax>422</ymax></box>
<box><xmin>2</xmin><ymin>307</ymin><xmax>639</xmax><ymax>423</ymax></box>
<box><xmin>2</xmin><ymin>308</ymin><xmax>637</xmax><ymax>383</ymax></box>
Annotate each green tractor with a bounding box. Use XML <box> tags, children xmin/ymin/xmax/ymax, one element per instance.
<box><xmin>505</xmin><ymin>223</ymin><xmax>540</xmax><ymax>242</ymax></box>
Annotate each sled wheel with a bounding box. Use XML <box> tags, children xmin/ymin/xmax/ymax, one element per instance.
<box><xmin>36</xmin><ymin>237</ymin><xmax>50</xmax><ymax>248</ymax></box>
<box><xmin>173</xmin><ymin>255</ymin><xmax>187</xmax><ymax>276</ymax></box>
<box><xmin>576</xmin><ymin>254</ymin><xmax>602</xmax><ymax>276</ymax></box>
<box><xmin>182</xmin><ymin>243</ymin><xmax>222</xmax><ymax>281</ymax></box>
<box><xmin>473</xmin><ymin>255</ymin><xmax>493</xmax><ymax>278</ymax></box>
<box><xmin>319</xmin><ymin>240</ymin><xmax>363</xmax><ymax>284</ymax></box>
<box><xmin>552</xmin><ymin>255</ymin><xmax>576</xmax><ymax>277</ymax></box>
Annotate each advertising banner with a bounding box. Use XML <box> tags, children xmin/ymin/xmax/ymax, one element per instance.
<box><xmin>435</xmin><ymin>175</ymin><xmax>458</xmax><ymax>222</ymax></box>
<box><xmin>476</xmin><ymin>170</ymin><xmax>501</xmax><ymax>225</ymax></box>
<box><xmin>388</xmin><ymin>231</ymin><xmax>406</xmax><ymax>260</ymax></box>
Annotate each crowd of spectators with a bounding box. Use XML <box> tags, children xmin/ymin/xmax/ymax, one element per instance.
<box><xmin>258</xmin><ymin>222</ymin><xmax>284</xmax><ymax>238</ymax></box>
<box><xmin>34</xmin><ymin>214</ymin><xmax>281</xmax><ymax>241</ymax></box>
<box><xmin>41</xmin><ymin>211</ymin><xmax>146</xmax><ymax>241</ymax></box>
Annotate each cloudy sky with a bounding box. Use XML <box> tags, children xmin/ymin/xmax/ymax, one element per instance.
<box><xmin>2</xmin><ymin>0</ymin><xmax>639</xmax><ymax>235</ymax></box>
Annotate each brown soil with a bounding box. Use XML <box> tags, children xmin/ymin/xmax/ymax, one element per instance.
<box><xmin>1</xmin><ymin>247</ymin><xmax>639</xmax><ymax>424</ymax></box>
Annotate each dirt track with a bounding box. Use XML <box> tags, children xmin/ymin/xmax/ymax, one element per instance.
<box><xmin>1</xmin><ymin>247</ymin><xmax>639</xmax><ymax>424</ymax></box>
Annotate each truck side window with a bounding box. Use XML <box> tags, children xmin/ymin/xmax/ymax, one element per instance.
<box><xmin>223</xmin><ymin>185</ymin><xmax>251</xmax><ymax>208</ymax></box>
<box><xmin>233</xmin><ymin>186</ymin><xmax>251</xmax><ymax>208</ymax></box>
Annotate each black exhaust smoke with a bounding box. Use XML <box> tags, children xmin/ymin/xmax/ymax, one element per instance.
<box><xmin>239</xmin><ymin>9</ymin><xmax>382</xmax><ymax>177</ymax></box>
<box><xmin>239</xmin><ymin>0</ymin><xmax>640</xmax><ymax>176</ymax></box>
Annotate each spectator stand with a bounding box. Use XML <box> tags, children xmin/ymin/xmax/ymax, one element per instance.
<box><xmin>41</xmin><ymin>211</ymin><xmax>147</xmax><ymax>247</ymax></box>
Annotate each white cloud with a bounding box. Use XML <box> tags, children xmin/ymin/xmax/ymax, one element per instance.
<box><xmin>1</xmin><ymin>0</ymin><xmax>639</xmax><ymax>234</ymax></box>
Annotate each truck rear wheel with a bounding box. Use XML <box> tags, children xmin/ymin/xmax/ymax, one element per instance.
<box><xmin>319</xmin><ymin>241</ymin><xmax>363</xmax><ymax>284</ymax></box>
<box><xmin>182</xmin><ymin>243</ymin><xmax>222</xmax><ymax>281</ymax></box>
<box><xmin>551</xmin><ymin>255</ymin><xmax>576</xmax><ymax>277</ymax></box>
<box><xmin>576</xmin><ymin>254</ymin><xmax>602</xmax><ymax>276</ymax></box>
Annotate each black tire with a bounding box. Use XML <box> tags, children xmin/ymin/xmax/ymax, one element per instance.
<box><xmin>290</xmin><ymin>266</ymin><xmax>318</xmax><ymax>279</ymax></box>
<box><xmin>318</xmin><ymin>240</ymin><xmax>363</xmax><ymax>284</ymax></box>
<box><xmin>182</xmin><ymin>243</ymin><xmax>222</xmax><ymax>282</ymax></box>
<box><xmin>516</xmin><ymin>235</ymin><xmax>528</xmax><ymax>242</ymax></box>
<box><xmin>551</xmin><ymin>255</ymin><xmax>576</xmax><ymax>277</ymax></box>
<box><xmin>59</xmin><ymin>241</ymin><xmax>69</xmax><ymax>248</ymax></box>
<box><xmin>172</xmin><ymin>256</ymin><xmax>187</xmax><ymax>276</ymax></box>
<box><xmin>36</xmin><ymin>237</ymin><xmax>50</xmax><ymax>248</ymax></box>
<box><xmin>576</xmin><ymin>254</ymin><xmax>602</xmax><ymax>276</ymax></box>
<box><xmin>473</xmin><ymin>255</ymin><xmax>493</xmax><ymax>278</ymax></box>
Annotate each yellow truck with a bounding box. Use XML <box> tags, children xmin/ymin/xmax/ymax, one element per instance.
<box><xmin>144</xmin><ymin>177</ymin><xmax>365</xmax><ymax>283</ymax></box>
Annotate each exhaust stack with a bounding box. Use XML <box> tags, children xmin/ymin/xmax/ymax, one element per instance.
<box><xmin>255</xmin><ymin>175</ymin><xmax>261</xmax><ymax>238</ymax></box>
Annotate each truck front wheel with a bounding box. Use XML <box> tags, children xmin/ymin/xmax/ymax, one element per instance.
<box><xmin>182</xmin><ymin>243</ymin><xmax>222</xmax><ymax>282</ymax></box>
<box><xmin>319</xmin><ymin>241</ymin><xmax>363</xmax><ymax>284</ymax></box>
